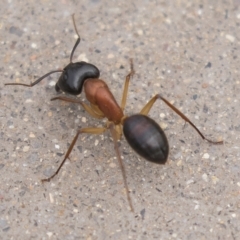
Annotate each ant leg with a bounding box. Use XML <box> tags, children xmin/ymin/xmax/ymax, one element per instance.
<box><xmin>51</xmin><ymin>96</ymin><xmax>105</xmax><ymax>119</ymax></box>
<box><xmin>41</xmin><ymin>127</ymin><xmax>106</xmax><ymax>182</ymax></box>
<box><xmin>140</xmin><ymin>94</ymin><xmax>223</xmax><ymax>144</ymax></box>
<box><xmin>120</xmin><ymin>59</ymin><xmax>135</xmax><ymax>110</ymax></box>
<box><xmin>70</xmin><ymin>14</ymin><xmax>81</xmax><ymax>63</ymax></box>
<box><xmin>5</xmin><ymin>70</ymin><xmax>63</xmax><ymax>87</ymax></box>
<box><xmin>109</xmin><ymin>123</ymin><xmax>134</xmax><ymax>212</ymax></box>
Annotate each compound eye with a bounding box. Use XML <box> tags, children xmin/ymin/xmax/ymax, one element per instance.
<box><xmin>55</xmin><ymin>83</ymin><xmax>60</xmax><ymax>92</ymax></box>
<box><xmin>64</xmin><ymin>72</ymin><xmax>68</xmax><ymax>81</ymax></box>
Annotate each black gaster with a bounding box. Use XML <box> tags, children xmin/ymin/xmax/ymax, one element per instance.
<box><xmin>55</xmin><ymin>61</ymin><xmax>100</xmax><ymax>95</ymax></box>
<box><xmin>123</xmin><ymin>114</ymin><xmax>169</xmax><ymax>164</ymax></box>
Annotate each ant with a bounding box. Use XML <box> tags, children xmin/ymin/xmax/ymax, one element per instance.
<box><xmin>5</xmin><ymin>15</ymin><xmax>223</xmax><ymax>212</ymax></box>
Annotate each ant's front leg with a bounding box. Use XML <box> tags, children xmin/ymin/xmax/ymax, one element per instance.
<box><xmin>120</xmin><ymin>59</ymin><xmax>135</xmax><ymax>111</ymax></box>
<box><xmin>51</xmin><ymin>96</ymin><xmax>104</xmax><ymax>119</ymax></box>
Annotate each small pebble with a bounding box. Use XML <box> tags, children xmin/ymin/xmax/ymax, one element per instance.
<box><xmin>29</xmin><ymin>133</ymin><xmax>35</xmax><ymax>138</ymax></box>
<box><xmin>202</xmin><ymin>153</ymin><xmax>209</xmax><ymax>159</ymax></box>
<box><xmin>109</xmin><ymin>163</ymin><xmax>116</xmax><ymax>168</ymax></box>
<box><xmin>77</xmin><ymin>53</ymin><xmax>88</xmax><ymax>62</ymax></box>
<box><xmin>25</xmin><ymin>99</ymin><xmax>33</xmax><ymax>103</ymax></box>
<box><xmin>202</xmin><ymin>173</ymin><xmax>208</xmax><ymax>182</ymax></box>
<box><xmin>211</xmin><ymin>176</ymin><xmax>219</xmax><ymax>184</ymax></box>
<box><xmin>47</xmin><ymin>232</ymin><xmax>53</xmax><ymax>238</ymax></box>
<box><xmin>23</xmin><ymin>146</ymin><xmax>30</xmax><ymax>152</ymax></box>
<box><xmin>225</xmin><ymin>34</ymin><xmax>235</xmax><ymax>42</ymax></box>
<box><xmin>31</xmin><ymin>43</ymin><xmax>37</xmax><ymax>48</ymax></box>
<box><xmin>107</xmin><ymin>53</ymin><xmax>114</xmax><ymax>59</ymax></box>
<box><xmin>49</xmin><ymin>81</ymin><xmax>56</xmax><ymax>86</ymax></box>
<box><xmin>49</xmin><ymin>193</ymin><xmax>54</xmax><ymax>203</ymax></box>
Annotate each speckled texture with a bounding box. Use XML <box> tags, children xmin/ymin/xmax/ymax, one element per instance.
<box><xmin>1</xmin><ymin>1</ymin><xmax>240</xmax><ymax>239</ymax></box>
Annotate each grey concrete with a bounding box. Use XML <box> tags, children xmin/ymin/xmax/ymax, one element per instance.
<box><xmin>1</xmin><ymin>0</ymin><xmax>239</xmax><ymax>239</ymax></box>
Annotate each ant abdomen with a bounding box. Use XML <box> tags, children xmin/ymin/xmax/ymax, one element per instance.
<box><xmin>123</xmin><ymin>114</ymin><xmax>169</xmax><ymax>164</ymax></box>
<box><xmin>55</xmin><ymin>61</ymin><xmax>100</xmax><ymax>95</ymax></box>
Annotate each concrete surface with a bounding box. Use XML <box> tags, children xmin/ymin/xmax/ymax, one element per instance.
<box><xmin>1</xmin><ymin>0</ymin><xmax>240</xmax><ymax>239</ymax></box>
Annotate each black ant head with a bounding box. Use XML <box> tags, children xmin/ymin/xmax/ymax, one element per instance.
<box><xmin>55</xmin><ymin>61</ymin><xmax>100</xmax><ymax>95</ymax></box>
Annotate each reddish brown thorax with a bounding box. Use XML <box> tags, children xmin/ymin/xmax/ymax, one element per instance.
<box><xmin>84</xmin><ymin>79</ymin><xmax>124</xmax><ymax>124</ymax></box>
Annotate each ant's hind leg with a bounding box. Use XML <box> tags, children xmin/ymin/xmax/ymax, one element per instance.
<box><xmin>140</xmin><ymin>94</ymin><xmax>223</xmax><ymax>144</ymax></box>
